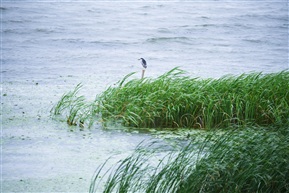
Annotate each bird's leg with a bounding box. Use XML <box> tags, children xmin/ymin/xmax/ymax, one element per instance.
<box><xmin>141</xmin><ymin>69</ymin><xmax>145</xmax><ymax>79</ymax></box>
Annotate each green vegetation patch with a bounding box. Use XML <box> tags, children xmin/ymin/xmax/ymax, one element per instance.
<box><xmin>52</xmin><ymin>68</ymin><xmax>289</xmax><ymax>129</ymax></box>
<box><xmin>89</xmin><ymin>128</ymin><xmax>289</xmax><ymax>193</ymax></box>
<box><xmin>96</xmin><ymin>68</ymin><xmax>289</xmax><ymax>129</ymax></box>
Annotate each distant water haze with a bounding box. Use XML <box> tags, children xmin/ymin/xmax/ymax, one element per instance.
<box><xmin>2</xmin><ymin>1</ymin><xmax>288</xmax><ymax>84</ymax></box>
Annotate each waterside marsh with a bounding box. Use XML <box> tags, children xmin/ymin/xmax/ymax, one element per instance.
<box><xmin>52</xmin><ymin>68</ymin><xmax>289</xmax><ymax>129</ymax></box>
<box><xmin>51</xmin><ymin>68</ymin><xmax>289</xmax><ymax>192</ymax></box>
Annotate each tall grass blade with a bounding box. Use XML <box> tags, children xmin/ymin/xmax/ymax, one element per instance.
<box><xmin>90</xmin><ymin>128</ymin><xmax>289</xmax><ymax>193</ymax></box>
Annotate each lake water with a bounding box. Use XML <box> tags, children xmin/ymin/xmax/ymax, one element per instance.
<box><xmin>2</xmin><ymin>1</ymin><xmax>288</xmax><ymax>82</ymax></box>
<box><xmin>1</xmin><ymin>1</ymin><xmax>288</xmax><ymax>192</ymax></box>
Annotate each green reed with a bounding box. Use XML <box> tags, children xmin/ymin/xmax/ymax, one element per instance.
<box><xmin>89</xmin><ymin>128</ymin><xmax>289</xmax><ymax>193</ymax></box>
<box><xmin>96</xmin><ymin>68</ymin><xmax>289</xmax><ymax>129</ymax></box>
<box><xmin>51</xmin><ymin>83</ymin><xmax>97</xmax><ymax>127</ymax></box>
<box><xmin>52</xmin><ymin>68</ymin><xmax>289</xmax><ymax>129</ymax></box>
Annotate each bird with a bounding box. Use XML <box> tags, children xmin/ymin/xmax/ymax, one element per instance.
<box><xmin>138</xmin><ymin>58</ymin><xmax>147</xmax><ymax>69</ymax></box>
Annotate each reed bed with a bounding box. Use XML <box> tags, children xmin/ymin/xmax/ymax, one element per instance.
<box><xmin>89</xmin><ymin>128</ymin><xmax>289</xmax><ymax>193</ymax></box>
<box><xmin>52</xmin><ymin>68</ymin><xmax>289</xmax><ymax>129</ymax></box>
<box><xmin>96</xmin><ymin>68</ymin><xmax>289</xmax><ymax>129</ymax></box>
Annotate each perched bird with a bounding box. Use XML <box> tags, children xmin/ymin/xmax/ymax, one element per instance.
<box><xmin>138</xmin><ymin>58</ymin><xmax>147</xmax><ymax>69</ymax></box>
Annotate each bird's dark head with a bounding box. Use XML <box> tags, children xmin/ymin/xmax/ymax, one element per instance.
<box><xmin>138</xmin><ymin>58</ymin><xmax>144</xmax><ymax>60</ymax></box>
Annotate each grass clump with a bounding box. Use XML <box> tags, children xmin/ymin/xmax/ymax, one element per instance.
<box><xmin>96</xmin><ymin>68</ymin><xmax>289</xmax><ymax>129</ymax></box>
<box><xmin>52</xmin><ymin>68</ymin><xmax>289</xmax><ymax>129</ymax></box>
<box><xmin>89</xmin><ymin>128</ymin><xmax>289</xmax><ymax>193</ymax></box>
<box><xmin>51</xmin><ymin>83</ymin><xmax>97</xmax><ymax>127</ymax></box>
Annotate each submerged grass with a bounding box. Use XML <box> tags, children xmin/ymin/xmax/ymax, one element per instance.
<box><xmin>97</xmin><ymin>68</ymin><xmax>289</xmax><ymax>129</ymax></box>
<box><xmin>52</xmin><ymin>68</ymin><xmax>289</xmax><ymax>129</ymax></box>
<box><xmin>89</xmin><ymin>128</ymin><xmax>289</xmax><ymax>193</ymax></box>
